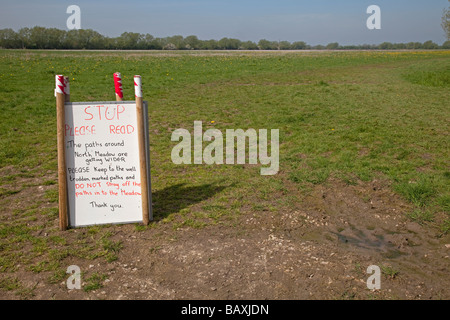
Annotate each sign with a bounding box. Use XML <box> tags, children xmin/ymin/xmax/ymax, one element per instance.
<box><xmin>64</xmin><ymin>101</ymin><xmax>152</xmax><ymax>227</ymax></box>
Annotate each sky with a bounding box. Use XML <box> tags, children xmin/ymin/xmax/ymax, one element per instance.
<box><xmin>0</xmin><ymin>0</ymin><xmax>448</xmax><ymax>45</ymax></box>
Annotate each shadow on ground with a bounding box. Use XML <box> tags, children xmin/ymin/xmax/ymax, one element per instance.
<box><xmin>151</xmin><ymin>183</ymin><xmax>227</xmax><ymax>220</ymax></box>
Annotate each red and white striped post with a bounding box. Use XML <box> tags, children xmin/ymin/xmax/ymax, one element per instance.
<box><xmin>134</xmin><ymin>76</ymin><xmax>150</xmax><ymax>225</ymax></box>
<box><xmin>55</xmin><ymin>75</ymin><xmax>68</xmax><ymax>230</ymax></box>
<box><xmin>114</xmin><ymin>72</ymin><xmax>123</xmax><ymax>101</ymax></box>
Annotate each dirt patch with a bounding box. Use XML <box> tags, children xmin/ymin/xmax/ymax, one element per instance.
<box><xmin>0</xmin><ymin>175</ymin><xmax>449</xmax><ymax>300</ymax></box>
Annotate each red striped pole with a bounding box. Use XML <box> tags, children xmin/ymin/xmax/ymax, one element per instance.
<box><xmin>56</xmin><ymin>75</ymin><xmax>68</xmax><ymax>230</ymax></box>
<box><xmin>134</xmin><ymin>76</ymin><xmax>150</xmax><ymax>226</ymax></box>
<box><xmin>114</xmin><ymin>72</ymin><xmax>123</xmax><ymax>101</ymax></box>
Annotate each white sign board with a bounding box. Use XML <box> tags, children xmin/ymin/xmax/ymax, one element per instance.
<box><xmin>64</xmin><ymin>101</ymin><xmax>151</xmax><ymax>227</ymax></box>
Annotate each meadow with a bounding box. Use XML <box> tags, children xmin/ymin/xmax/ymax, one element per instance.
<box><xmin>0</xmin><ymin>49</ymin><xmax>449</xmax><ymax>299</ymax></box>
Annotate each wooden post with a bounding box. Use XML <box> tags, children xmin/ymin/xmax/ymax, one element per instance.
<box><xmin>55</xmin><ymin>75</ymin><xmax>68</xmax><ymax>230</ymax></box>
<box><xmin>64</xmin><ymin>76</ymin><xmax>70</xmax><ymax>103</ymax></box>
<box><xmin>134</xmin><ymin>76</ymin><xmax>150</xmax><ymax>226</ymax></box>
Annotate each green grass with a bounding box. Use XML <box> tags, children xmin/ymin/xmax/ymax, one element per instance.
<box><xmin>394</xmin><ymin>176</ymin><xmax>436</xmax><ymax>207</ymax></box>
<box><xmin>440</xmin><ymin>219</ymin><xmax>450</xmax><ymax>235</ymax></box>
<box><xmin>83</xmin><ymin>272</ymin><xmax>108</xmax><ymax>292</ymax></box>
<box><xmin>381</xmin><ymin>265</ymin><xmax>400</xmax><ymax>279</ymax></box>
<box><xmin>403</xmin><ymin>61</ymin><xmax>450</xmax><ymax>87</ymax></box>
<box><xmin>406</xmin><ymin>209</ymin><xmax>435</xmax><ymax>225</ymax></box>
<box><xmin>101</xmin><ymin>238</ymin><xmax>123</xmax><ymax>262</ymax></box>
<box><xmin>0</xmin><ymin>276</ymin><xmax>20</xmax><ymax>291</ymax></box>
<box><xmin>0</xmin><ymin>50</ymin><xmax>449</xmax><ymax>295</ymax></box>
<box><xmin>0</xmin><ymin>276</ymin><xmax>36</xmax><ymax>299</ymax></box>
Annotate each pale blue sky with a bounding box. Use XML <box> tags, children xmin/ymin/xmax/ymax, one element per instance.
<box><xmin>0</xmin><ymin>0</ymin><xmax>448</xmax><ymax>45</ymax></box>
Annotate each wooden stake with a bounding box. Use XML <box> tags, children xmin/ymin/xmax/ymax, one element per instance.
<box><xmin>56</xmin><ymin>76</ymin><xmax>68</xmax><ymax>231</ymax></box>
<box><xmin>64</xmin><ymin>76</ymin><xmax>70</xmax><ymax>102</ymax></box>
<box><xmin>136</xmin><ymin>96</ymin><xmax>150</xmax><ymax>225</ymax></box>
<box><xmin>135</xmin><ymin>76</ymin><xmax>150</xmax><ymax>225</ymax></box>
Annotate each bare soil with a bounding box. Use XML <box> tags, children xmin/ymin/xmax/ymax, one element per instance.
<box><xmin>0</xmin><ymin>173</ymin><xmax>449</xmax><ymax>300</ymax></box>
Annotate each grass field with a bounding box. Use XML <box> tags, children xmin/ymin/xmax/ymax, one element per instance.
<box><xmin>0</xmin><ymin>49</ymin><xmax>449</xmax><ymax>299</ymax></box>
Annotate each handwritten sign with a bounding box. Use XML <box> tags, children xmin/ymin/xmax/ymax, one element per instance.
<box><xmin>64</xmin><ymin>101</ymin><xmax>151</xmax><ymax>227</ymax></box>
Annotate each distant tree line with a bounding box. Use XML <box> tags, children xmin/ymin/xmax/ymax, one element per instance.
<box><xmin>1</xmin><ymin>27</ymin><xmax>449</xmax><ymax>50</ymax></box>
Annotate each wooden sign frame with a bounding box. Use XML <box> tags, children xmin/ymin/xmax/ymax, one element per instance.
<box><xmin>55</xmin><ymin>75</ymin><xmax>152</xmax><ymax>230</ymax></box>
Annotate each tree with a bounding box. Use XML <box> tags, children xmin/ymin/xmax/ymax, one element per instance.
<box><xmin>87</xmin><ymin>30</ymin><xmax>106</xmax><ymax>49</ymax></box>
<box><xmin>379</xmin><ymin>42</ymin><xmax>393</xmax><ymax>50</ymax></box>
<box><xmin>154</xmin><ymin>37</ymin><xmax>168</xmax><ymax>50</ymax></box>
<box><xmin>0</xmin><ymin>29</ymin><xmax>20</xmax><ymax>48</ymax></box>
<box><xmin>392</xmin><ymin>43</ymin><xmax>406</xmax><ymax>49</ymax></box>
<box><xmin>18</xmin><ymin>27</ymin><xmax>31</xmax><ymax>48</ymax></box>
<box><xmin>166</xmin><ymin>35</ymin><xmax>185</xmax><ymax>50</ymax></box>
<box><xmin>218</xmin><ymin>37</ymin><xmax>241</xmax><ymax>50</ymax></box>
<box><xmin>141</xmin><ymin>34</ymin><xmax>160</xmax><ymax>50</ymax></box>
<box><xmin>163</xmin><ymin>43</ymin><xmax>177</xmax><ymax>50</ymax></box>
<box><xmin>291</xmin><ymin>41</ymin><xmax>307</xmax><ymax>50</ymax></box>
<box><xmin>240</xmin><ymin>40</ymin><xmax>258</xmax><ymax>50</ymax></box>
<box><xmin>117</xmin><ymin>32</ymin><xmax>142</xmax><ymax>49</ymax></box>
<box><xmin>422</xmin><ymin>40</ymin><xmax>438</xmax><ymax>49</ymax></box>
<box><xmin>200</xmin><ymin>39</ymin><xmax>219</xmax><ymax>50</ymax></box>
<box><xmin>46</xmin><ymin>28</ymin><xmax>66</xmax><ymax>49</ymax></box>
<box><xmin>185</xmin><ymin>35</ymin><xmax>200</xmax><ymax>50</ymax></box>
<box><xmin>406</xmin><ymin>42</ymin><xmax>422</xmax><ymax>49</ymax></box>
<box><xmin>442</xmin><ymin>1</ymin><xmax>450</xmax><ymax>40</ymax></box>
<box><xmin>5</xmin><ymin>25</ymin><xmax>449</xmax><ymax>51</ymax></box>
<box><xmin>258</xmin><ymin>39</ymin><xmax>277</xmax><ymax>50</ymax></box>
<box><xmin>28</xmin><ymin>26</ymin><xmax>47</xmax><ymax>49</ymax></box>
<box><xmin>278</xmin><ymin>41</ymin><xmax>292</xmax><ymax>50</ymax></box>
<box><xmin>326</xmin><ymin>42</ymin><xmax>339</xmax><ymax>50</ymax></box>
